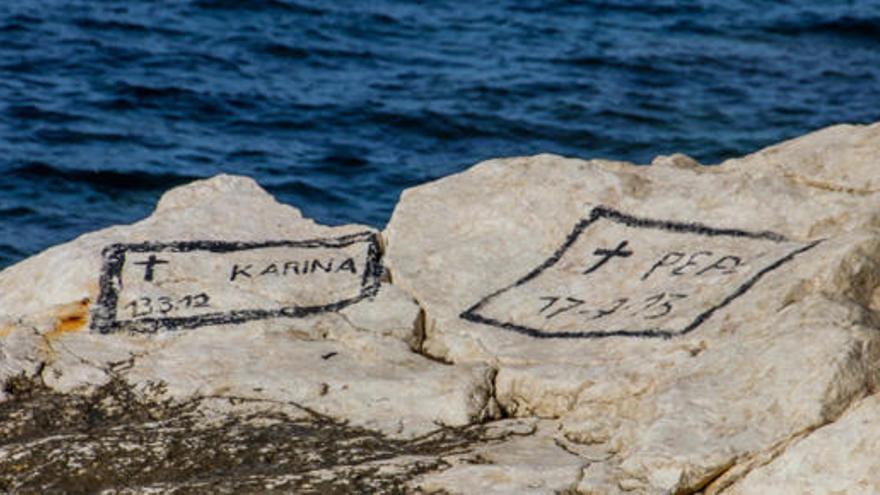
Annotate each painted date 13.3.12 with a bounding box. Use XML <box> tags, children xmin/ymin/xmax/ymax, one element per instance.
<box><xmin>124</xmin><ymin>293</ymin><xmax>211</xmax><ymax>318</ymax></box>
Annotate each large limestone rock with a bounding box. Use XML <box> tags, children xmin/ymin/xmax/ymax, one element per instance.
<box><xmin>0</xmin><ymin>175</ymin><xmax>499</xmax><ymax>438</ymax></box>
<box><xmin>384</xmin><ymin>122</ymin><xmax>880</xmax><ymax>493</ymax></box>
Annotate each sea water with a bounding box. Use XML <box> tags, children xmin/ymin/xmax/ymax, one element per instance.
<box><xmin>1</xmin><ymin>0</ymin><xmax>878</xmax><ymax>268</ymax></box>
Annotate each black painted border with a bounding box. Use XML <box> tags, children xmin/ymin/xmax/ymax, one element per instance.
<box><xmin>460</xmin><ymin>207</ymin><xmax>821</xmax><ymax>339</ymax></box>
<box><xmin>91</xmin><ymin>231</ymin><xmax>382</xmax><ymax>334</ymax></box>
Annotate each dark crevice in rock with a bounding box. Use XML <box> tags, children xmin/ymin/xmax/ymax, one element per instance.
<box><xmin>411</xmin><ymin>307</ymin><xmax>452</xmax><ymax>366</ymax></box>
<box><xmin>412</xmin><ymin>305</ymin><xmax>427</xmax><ymax>352</ymax></box>
<box><xmin>687</xmin><ymin>458</ymin><xmax>737</xmax><ymax>494</ymax></box>
<box><xmin>783</xmin><ymin>171</ymin><xmax>879</xmax><ymax>196</ymax></box>
<box><xmin>479</xmin><ymin>366</ymin><xmax>504</xmax><ymax>422</ymax></box>
<box><xmin>374</xmin><ymin>231</ymin><xmax>394</xmax><ymax>286</ymax></box>
<box><xmin>490</xmin><ymin>371</ymin><xmax>515</xmax><ymax>421</ymax></box>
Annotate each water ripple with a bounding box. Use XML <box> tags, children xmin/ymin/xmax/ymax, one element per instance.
<box><xmin>1</xmin><ymin>0</ymin><xmax>879</xmax><ymax>268</ymax></box>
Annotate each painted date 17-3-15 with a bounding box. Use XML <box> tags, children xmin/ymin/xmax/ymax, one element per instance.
<box><xmin>538</xmin><ymin>292</ymin><xmax>688</xmax><ymax>321</ymax></box>
<box><xmin>124</xmin><ymin>293</ymin><xmax>211</xmax><ymax>318</ymax></box>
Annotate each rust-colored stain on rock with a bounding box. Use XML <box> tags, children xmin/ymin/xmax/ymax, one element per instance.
<box><xmin>47</xmin><ymin>298</ymin><xmax>90</xmax><ymax>339</ymax></box>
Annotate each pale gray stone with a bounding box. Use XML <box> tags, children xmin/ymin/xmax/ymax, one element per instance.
<box><xmin>0</xmin><ymin>175</ymin><xmax>498</xmax><ymax>438</ymax></box>
<box><xmin>725</xmin><ymin>393</ymin><xmax>880</xmax><ymax>494</ymax></box>
<box><xmin>410</xmin><ymin>419</ymin><xmax>585</xmax><ymax>495</ymax></box>
<box><xmin>384</xmin><ymin>122</ymin><xmax>880</xmax><ymax>492</ymax></box>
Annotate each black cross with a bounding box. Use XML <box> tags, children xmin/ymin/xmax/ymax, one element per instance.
<box><xmin>583</xmin><ymin>240</ymin><xmax>633</xmax><ymax>275</ymax></box>
<box><xmin>134</xmin><ymin>255</ymin><xmax>169</xmax><ymax>282</ymax></box>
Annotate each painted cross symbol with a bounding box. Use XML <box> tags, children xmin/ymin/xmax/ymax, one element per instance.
<box><xmin>134</xmin><ymin>255</ymin><xmax>169</xmax><ymax>282</ymax></box>
<box><xmin>583</xmin><ymin>240</ymin><xmax>633</xmax><ymax>275</ymax></box>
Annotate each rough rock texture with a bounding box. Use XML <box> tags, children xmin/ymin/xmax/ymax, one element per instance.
<box><xmin>0</xmin><ymin>373</ymin><xmax>509</xmax><ymax>493</ymax></box>
<box><xmin>0</xmin><ymin>175</ymin><xmax>499</xmax><ymax>439</ymax></box>
<box><xmin>2</xmin><ymin>122</ymin><xmax>880</xmax><ymax>493</ymax></box>
<box><xmin>725</xmin><ymin>394</ymin><xmax>880</xmax><ymax>494</ymax></box>
<box><xmin>410</xmin><ymin>419</ymin><xmax>586</xmax><ymax>494</ymax></box>
<box><xmin>385</xmin><ymin>122</ymin><xmax>880</xmax><ymax>493</ymax></box>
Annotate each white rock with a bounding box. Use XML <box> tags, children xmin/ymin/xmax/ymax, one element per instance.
<box><xmin>725</xmin><ymin>393</ymin><xmax>880</xmax><ymax>495</ymax></box>
<box><xmin>720</xmin><ymin>122</ymin><xmax>880</xmax><ymax>193</ymax></box>
<box><xmin>384</xmin><ymin>123</ymin><xmax>880</xmax><ymax>491</ymax></box>
<box><xmin>411</xmin><ymin>420</ymin><xmax>585</xmax><ymax>495</ymax></box>
<box><xmin>0</xmin><ymin>174</ymin><xmax>499</xmax><ymax>437</ymax></box>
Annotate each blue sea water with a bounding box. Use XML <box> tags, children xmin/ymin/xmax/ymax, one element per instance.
<box><xmin>1</xmin><ymin>1</ymin><xmax>879</xmax><ymax>269</ymax></box>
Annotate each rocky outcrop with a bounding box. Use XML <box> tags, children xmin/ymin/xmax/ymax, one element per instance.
<box><xmin>725</xmin><ymin>393</ymin><xmax>880</xmax><ymax>494</ymax></box>
<box><xmin>385</xmin><ymin>123</ymin><xmax>880</xmax><ymax>493</ymax></box>
<box><xmin>1</xmin><ymin>122</ymin><xmax>880</xmax><ymax>493</ymax></box>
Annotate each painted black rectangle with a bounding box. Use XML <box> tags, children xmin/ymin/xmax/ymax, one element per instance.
<box><xmin>92</xmin><ymin>231</ymin><xmax>382</xmax><ymax>334</ymax></box>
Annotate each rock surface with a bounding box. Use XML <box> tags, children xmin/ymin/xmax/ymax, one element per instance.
<box><xmin>1</xmin><ymin>122</ymin><xmax>880</xmax><ymax>493</ymax></box>
<box><xmin>384</xmin><ymin>122</ymin><xmax>880</xmax><ymax>493</ymax></box>
<box><xmin>0</xmin><ymin>175</ymin><xmax>499</xmax><ymax>441</ymax></box>
<box><xmin>726</xmin><ymin>394</ymin><xmax>880</xmax><ymax>494</ymax></box>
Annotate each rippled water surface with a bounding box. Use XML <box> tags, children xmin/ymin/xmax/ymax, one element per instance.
<box><xmin>2</xmin><ymin>1</ymin><xmax>879</xmax><ymax>267</ymax></box>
